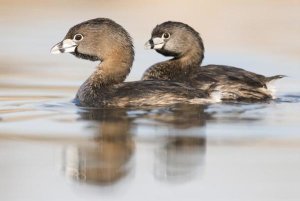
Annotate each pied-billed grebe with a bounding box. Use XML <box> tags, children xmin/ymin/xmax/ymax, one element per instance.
<box><xmin>143</xmin><ymin>21</ymin><xmax>284</xmax><ymax>102</ymax></box>
<box><xmin>51</xmin><ymin>18</ymin><xmax>211</xmax><ymax>107</ymax></box>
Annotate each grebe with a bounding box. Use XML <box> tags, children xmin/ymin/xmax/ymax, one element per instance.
<box><xmin>143</xmin><ymin>21</ymin><xmax>284</xmax><ymax>102</ymax></box>
<box><xmin>51</xmin><ymin>18</ymin><xmax>210</xmax><ymax>107</ymax></box>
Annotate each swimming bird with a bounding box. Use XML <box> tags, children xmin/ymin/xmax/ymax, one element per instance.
<box><xmin>51</xmin><ymin>18</ymin><xmax>210</xmax><ymax>107</ymax></box>
<box><xmin>143</xmin><ymin>21</ymin><xmax>284</xmax><ymax>102</ymax></box>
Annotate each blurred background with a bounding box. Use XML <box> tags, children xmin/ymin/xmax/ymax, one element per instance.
<box><xmin>1</xmin><ymin>0</ymin><xmax>299</xmax><ymax>92</ymax></box>
<box><xmin>0</xmin><ymin>1</ymin><xmax>300</xmax><ymax>201</ymax></box>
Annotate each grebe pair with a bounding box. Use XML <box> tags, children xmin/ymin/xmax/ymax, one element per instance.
<box><xmin>51</xmin><ymin>18</ymin><xmax>283</xmax><ymax>107</ymax></box>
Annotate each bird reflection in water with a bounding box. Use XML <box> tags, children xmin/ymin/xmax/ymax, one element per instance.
<box><xmin>61</xmin><ymin>104</ymin><xmax>209</xmax><ymax>185</ymax></box>
<box><xmin>154</xmin><ymin>135</ymin><xmax>206</xmax><ymax>182</ymax></box>
<box><xmin>62</xmin><ymin>108</ymin><xmax>135</xmax><ymax>185</ymax></box>
<box><xmin>152</xmin><ymin>104</ymin><xmax>207</xmax><ymax>182</ymax></box>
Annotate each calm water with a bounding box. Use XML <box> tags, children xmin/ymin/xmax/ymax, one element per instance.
<box><xmin>1</xmin><ymin>1</ymin><xmax>300</xmax><ymax>201</ymax></box>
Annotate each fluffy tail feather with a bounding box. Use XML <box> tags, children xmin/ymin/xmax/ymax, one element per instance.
<box><xmin>266</xmin><ymin>75</ymin><xmax>286</xmax><ymax>82</ymax></box>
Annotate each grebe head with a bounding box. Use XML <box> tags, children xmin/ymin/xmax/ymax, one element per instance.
<box><xmin>51</xmin><ymin>18</ymin><xmax>134</xmax><ymax>63</ymax></box>
<box><xmin>145</xmin><ymin>21</ymin><xmax>204</xmax><ymax>60</ymax></box>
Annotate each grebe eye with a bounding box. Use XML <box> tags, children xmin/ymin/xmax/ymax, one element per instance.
<box><xmin>73</xmin><ymin>34</ymin><xmax>83</xmax><ymax>41</ymax></box>
<box><xmin>162</xmin><ymin>32</ymin><xmax>170</xmax><ymax>39</ymax></box>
